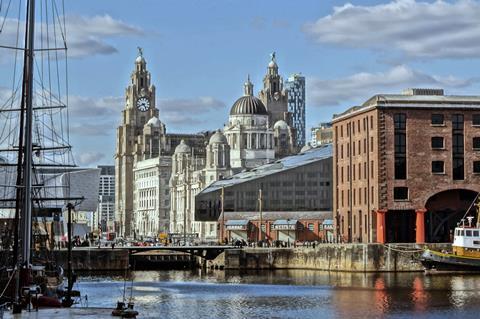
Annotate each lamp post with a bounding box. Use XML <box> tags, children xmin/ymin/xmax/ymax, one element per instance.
<box><xmin>287</xmin><ymin>218</ymin><xmax>290</xmax><ymax>247</ymax></box>
<box><xmin>258</xmin><ymin>189</ymin><xmax>263</xmax><ymax>242</ymax></box>
<box><xmin>221</xmin><ymin>186</ymin><xmax>225</xmax><ymax>244</ymax></box>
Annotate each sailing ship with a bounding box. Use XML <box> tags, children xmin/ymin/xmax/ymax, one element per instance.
<box><xmin>0</xmin><ymin>0</ymin><xmax>82</xmax><ymax>312</ymax></box>
<box><xmin>421</xmin><ymin>195</ymin><xmax>480</xmax><ymax>273</ymax></box>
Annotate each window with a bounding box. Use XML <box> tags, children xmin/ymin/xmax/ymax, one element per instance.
<box><xmin>474</xmin><ymin>137</ymin><xmax>480</xmax><ymax>150</ymax></box>
<box><xmin>394</xmin><ymin>114</ymin><xmax>407</xmax><ymax>180</ymax></box>
<box><xmin>452</xmin><ymin>114</ymin><xmax>464</xmax><ymax>180</ymax></box>
<box><xmin>453</xmin><ymin>114</ymin><xmax>464</xmax><ymax>130</ymax></box>
<box><xmin>394</xmin><ymin>113</ymin><xmax>406</xmax><ymax>130</ymax></box>
<box><xmin>474</xmin><ymin>161</ymin><xmax>480</xmax><ymax>173</ymax></box>
<box><xmin>394</xmin><ymin>187</ymin><xmax>408</xmax><ymax>200</ymax></box>
<box><xmin>432</xmin><ymin>161</ymin><xmax>444</xmax><ymax>174</ymax></box>
<box><xmin>308</xmin><ymin>223</ymin><xmax>314</xmax><ymax>231</ymax></box>
<box><xmin>431</xmin><ymin>114</ymin><xmax>444</xmax><ymax>125</ymax></box>
<box><xmin>431</xmin><ymin>137</ymin><xmax>444</xmax><ymax>149</ymax></box>
<box><xmin>473</xmin><ymin>114</ymin><xmax>480</xmax><ymax>126</ymax></box>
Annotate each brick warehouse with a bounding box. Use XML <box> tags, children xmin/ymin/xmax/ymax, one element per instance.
<box><xmin>332</xmin><ymin>88</ymin><xmax>480</xmax><ymax>244</ymax></box>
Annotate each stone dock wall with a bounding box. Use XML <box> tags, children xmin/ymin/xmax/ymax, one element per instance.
<box><xmin>52</xmin><ymin>248</ymin><xmax>129</xmax><ymax>271</ymax></box>
<box><xmin>223</xmin><ymin>243</ymin><xmax>451</xmax><ymax>272</ymax></box>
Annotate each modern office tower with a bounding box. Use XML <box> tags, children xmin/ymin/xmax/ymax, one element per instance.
<box><xmin>97</xmin><ymin>165</ymin><xmax>115</xmax><ymax>232</ymax></box>
<box><xmin>286</xmin><ymin>74</ymin><xmax>306</xmax><ymax>147</ymax></box>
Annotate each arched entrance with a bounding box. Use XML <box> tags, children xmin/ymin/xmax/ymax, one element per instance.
<box><xmin>424</xmin><ymin>189</ymin><xmax>478</xmax><ymax>243</ymax></box>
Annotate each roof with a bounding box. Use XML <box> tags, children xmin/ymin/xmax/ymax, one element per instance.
<box><xmin>273</xmin><ymin>219</ymin><xmax>298</xmax><ymax>225</ymax></box>
<box><xmin>199</xmin><ymin>144</ymin><xmax>332</xmax><ymax>195</ymax></box>
<box><xmin>225</xmin><ymin>220</ymin><xmax>250</xmax><ymax>226</ymax></box>
<box><xmin>333</xmin><ymin>91</ymin><xmax>480</xmax><ymax>122</ymax></box>
<box><xmin>209</xmin><ymin>130</ymin><xmax>228</xmax><ymax>145</ymax></box>
<box><xmin>221</xmin><ymin>211</ymin><xmax>332</xmax><ymax>222</ymax></box>
<box><xmin>174</xmin><ymin>139</ymin><xmax>191</xmax><ymax>154</ymax></box>
<box><xmin>230</xmin><ymin>95</ymin><xmax>268</xmax><ymax>116</ymax></box>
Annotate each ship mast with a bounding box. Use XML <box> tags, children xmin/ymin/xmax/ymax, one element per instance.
<box><xmin>20</xmin><ymin>0</ymin><xmax>36</xmax><ymax>267</ymax></box>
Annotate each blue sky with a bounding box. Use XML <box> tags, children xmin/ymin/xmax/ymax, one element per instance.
<box><xmin>2</xmin><ymin>0</ymin><xmax>480</xmax><ymax>166</ymax></box>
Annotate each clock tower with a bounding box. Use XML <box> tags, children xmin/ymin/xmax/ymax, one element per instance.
<box><xmin>258</xmin><ymin>52</ymin><xmax>289</xmax><ymax>125</ymax></box>
<box><xmin>115</xmin><ymin>48</ymin><xmax>158</xmax><ymax>237</ymax></box>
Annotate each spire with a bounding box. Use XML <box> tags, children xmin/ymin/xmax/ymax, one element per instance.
<box><xmin>135</xmin><ymin>46</ymin><xmax>146</xmax><ymax>66</ymax></box>
<box><xmin>268</xmin><ymin>51</ymin><xmax>278</xmax><ymax>74</ymax></box>
<box><xmin>244</xmin><ymin>74</ymin><xmax>253</xmax><ymax>96</ymax></box>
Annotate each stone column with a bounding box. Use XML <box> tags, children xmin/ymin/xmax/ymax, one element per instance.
<box><xmin>376</xmin><ymin>209</ymin><xmax>387</xmax><ymax>244</ymax></box>
<box><xmin>415</xmin><ymin>208</ymin><xmax>427</xmax><ymax>244</ymax></box>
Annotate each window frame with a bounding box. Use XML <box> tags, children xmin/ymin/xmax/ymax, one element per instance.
<box><xmin>432</xmin><ymin>160</ymin><xmax>445</xmax><ymax>174</ymax></box>
<box><xmin>393</xmin><ymin>187</ymin><xmax>409</xmax><ymax>201</ymax></box>
<box><xmin>473</xmin><ymin>114</ymin><xmax>480</xmax><ymax>126</ymax></box>
<box><xmin>431</xmin><ymin>114</ymin><xmax>445</xmax><ymax>126</ymax></box>
<box><xmin>473</xmin><ymin>137</ymin><xmax>480</xmax><ymax>150</ymax></box>
<box><xmin>431</xmin><ymin>136</ymin><xmax>444</xmax><ymax>149</ymax></box>
<box><xmin>473</xmin><ymin>161</ymin><xmax>480</xmax><ymax>174</ymax></box>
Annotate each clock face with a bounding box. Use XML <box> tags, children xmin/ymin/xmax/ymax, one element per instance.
<box><xmin>136</xmin><ymin>97</ymin><xmax>150</xmax><ymax>112</ymax></box>
<box><xmin>273</xmin><ymin>92</ymin><xmax>280</xmax><ymax>101</ymax></box>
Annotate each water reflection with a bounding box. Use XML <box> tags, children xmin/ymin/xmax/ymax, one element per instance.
<box><xmin>77</xmin><ymin>270</ymin><xmax>480</xmax><ymax>319</ymax></box>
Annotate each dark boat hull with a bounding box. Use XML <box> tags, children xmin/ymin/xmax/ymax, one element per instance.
<box><xmin>421</xmin><ymin>249</ymin><xmax>480</xmax><ymax>273</ymax></box>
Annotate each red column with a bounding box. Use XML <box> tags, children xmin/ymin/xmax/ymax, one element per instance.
<box><xmin>415</xmin><ymin>209</ymin><xmax>427</xmax><ymax>244</ymax></box>
<box><xmin>376</xmin><ymin>209</ymin><xmax>387</xmax><ymax>244</ymax></box>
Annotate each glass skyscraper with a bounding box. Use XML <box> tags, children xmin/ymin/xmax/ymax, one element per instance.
<box><xmin>286</xmin><ymin>74</ymin><xmax>306</xmax><ymax>147</ymax></box>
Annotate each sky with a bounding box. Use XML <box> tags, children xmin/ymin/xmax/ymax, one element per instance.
<box><xmin>2</xmin><ymin>0</ymin><xmax>480</xmax><ymax>167</ymax></box>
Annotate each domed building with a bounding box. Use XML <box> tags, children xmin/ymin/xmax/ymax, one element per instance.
<box><xmin>169</xmin><ymin>134</ymin><xmax>233</xmax><ymax>241</ymax></box>
<box><xmin>224</xmin><ymin>76</ymin><xmax>275</xmax><ymax>168</ymax></box>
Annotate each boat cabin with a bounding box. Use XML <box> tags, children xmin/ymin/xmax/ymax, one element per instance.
<box><xmin>452</xmin><ymin>217</ymin><xmax>480</xmax><ymax>257</ymax></box>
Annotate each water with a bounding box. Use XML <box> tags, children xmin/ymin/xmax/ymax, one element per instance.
<box><xmin>77</xmin><ymin>270</ymin><xmax>480</xmax><ymax>319</ymax></box>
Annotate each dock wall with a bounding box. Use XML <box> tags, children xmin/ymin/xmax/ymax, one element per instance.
<box><xmin>223</xmin><ymin>243</ymin><xmax>450</xmax><ymax>272</ymax></box>
<box><xmin>52</xmin><ymin>248</ymin><xmax>129</xmax><ymax>271</ymax></box>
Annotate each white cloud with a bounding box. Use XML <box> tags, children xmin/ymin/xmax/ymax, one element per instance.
<box><xmin>308</xmin><ymin>65</ymin><xmax>476</xmax><ymax>107</ymax></box>
<box><xmin>66</xmin><ymin>15</ymin><xmax>144</xmax><ymax>57</ymax></box>
<box><xmin>159</xmin><ymin>96</ymin><xmax>226</xmax><ymax>128</ymax></box>
<box><xmin>76</xmin><ymin>151</ymin><xmax>105</xmax><ymax>166</ymax></box>
<box><xmin>68</xmin><ymin>95</ymin><xmax>121</xmax><ymax>118</ymax></box>
<box><xmin>0</xmin><ymin>15</ymin><xmax>144</xmax><ymax>58</ymax></box>
<box><xmin>304</xmin><ymin>0</ymin><xmax>480</xmax><ymax>59</ymax></box>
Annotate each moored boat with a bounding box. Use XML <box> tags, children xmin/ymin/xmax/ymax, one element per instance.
<box><xmin>421</xmin><ymin>196</ymin><xmax>480</xmax><ymax>273</ymax></box>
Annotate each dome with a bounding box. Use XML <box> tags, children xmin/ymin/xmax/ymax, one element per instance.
<box><xmin>146</xmin><ymin>116</ymin><xmax>162</xmax><ymax>127</ymax></box>
<box><xmin>268</xmin><ymin>60</ymin><xmax>278</xmax><ymax>68</ymax></box>
<box><xmin>230</xmin><ymin>96</ymin><xmax>268</xmax><ymax>116</ymax></box>
<box><xmin>274</xmin><ymin>120</ymin><xmax>289</xmax><ymax>130</ymax></box>
<box><xmin>209</xmin><ymin>130</ymin><xmax>228</xmax><ymax>145</ymax></box>
<box><xmin>300</xmin><ymin>143</ymin><xmax>312</xmax><ymax>153</ymax></box>
<box><xmin>174</xmin><ymin>140</ymin><xmax>191</xmax><ymax>154</ymax></box>
<box><xmin>135</xmin><ymin>55</ymin><xmax>145</xmax><ymax>64</ymax></box>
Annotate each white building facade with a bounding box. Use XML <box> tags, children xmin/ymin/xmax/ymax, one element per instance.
<box><xmin>133</xmin><ymin>156</ymin><xmax>171</xmax><ymax>238</ymax></box>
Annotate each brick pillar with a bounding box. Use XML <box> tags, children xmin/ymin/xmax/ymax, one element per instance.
<box><xmin>415</xmin><ymin>209</ymin><xmax>427</xmax><ymax>244</ymax></box>
<box><xmin>376</xmin><ymin>209</ymin><xmax>387</xmax><ymax>244</ymax></box>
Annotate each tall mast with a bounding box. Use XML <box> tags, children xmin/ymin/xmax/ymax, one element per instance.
<box><xmin>21</xmin><ymin>0</ymin><xmax>36</xmax><ymax>266</ymax></box>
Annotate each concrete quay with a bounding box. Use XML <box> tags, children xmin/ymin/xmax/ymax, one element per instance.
<box><xmin>222</xmin><ymin>243</ymin><xmax>450</xmax><ymax>272</ymax></box>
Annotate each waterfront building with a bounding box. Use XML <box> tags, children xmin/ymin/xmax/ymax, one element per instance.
<box><xmin>332</xmin><ymin>88</ymin><xmax>480</xmax><ymax>244</ymax></box>
<box><xmin>225</xmin><ymin>78</ymin><xmax>275</xmax><ymax>168</ymax></box>
<box><xmin>286</xmin><ymin>74</ymin><xmax>306</xmax><ymax>147</ymax></box>
<box><xmin>169</xmin><ymin>133</ymin><xmax>231</xmax><ymax>241</ymax></box>
<box><xmin>258</xmin><ymin>53</ymin><xmax>298</xmax><ymax>154</ymax></box>
<box><xmin>195</xmin><ymin>145</ymin><xmax>333</xmax><ymax>229</ymax></box>
<box><xmin>220</xmin><ymin>211</ymin><xmax>332</xmax><ymax>244</ymax></box>
<box><xmin>96</xmin><ymin>165</ymin><xmax>115</xmax><ymax>232</ymax></box>
<box><xmin>311</xmin><ymin>122</ymin><xmax>333</xmax><ymax>147</ymax></box>
<box><xmin>132</xmin><ymin>156</ymin><xmax>171</xmax><ymax>238</ymax></box>
<box><xmin>115</xmin><ymin>50</ymin><xmax>210</xmax><ymax>237</ymax></box>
